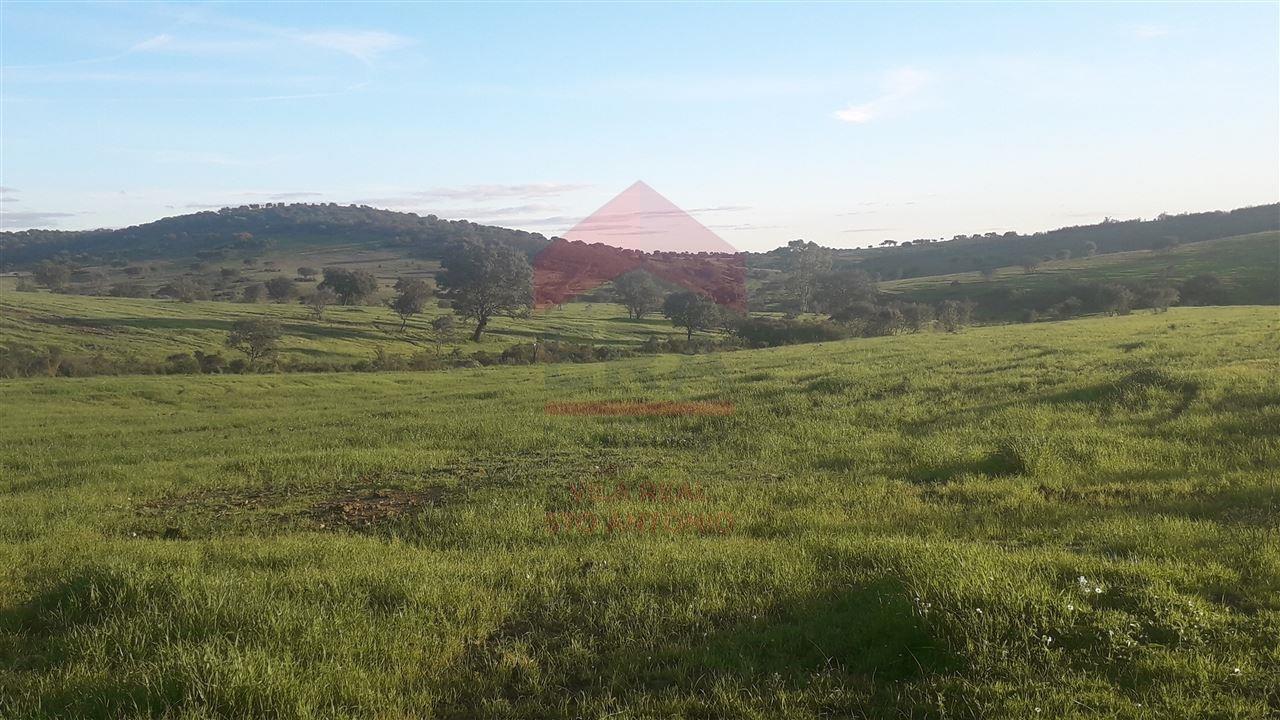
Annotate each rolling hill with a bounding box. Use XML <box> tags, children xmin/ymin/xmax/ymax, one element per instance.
<box><xmin>881</xmin><ymin>231</ymin><xmax>1280</xmax><ymax>317</ymax></box>
<box><xmin>0</xmin><ymin>203</ymin><xmax>553</xmax><ymax>269</ymax></box>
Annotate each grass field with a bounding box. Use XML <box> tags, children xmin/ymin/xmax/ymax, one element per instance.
<box><xmin>880</xmin><ymin>232</ymin><xmax>1280</xmax><ymax>309</ymax></box>
<box><xmin>0</xmin><ymin>289</ymin><xmax>671</xmax><ymax>367</ymax></box>
<box><xmin>1</xmin><ymin>306</ymin><xmax>1277</xmax><ymax>718</ymax></box>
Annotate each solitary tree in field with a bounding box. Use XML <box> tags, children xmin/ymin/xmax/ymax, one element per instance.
<box><xmin>389</xmin><ymin>278</ymin><xmax>433</xmax><ymax>330</ymax></box>
<box><xmin>297</xmin><ymin>266</ymin><xmax>319</xmax><ymax>280</ymax></box>
<box><xmin>438</xmin><ymin>241</ymin><xmax>533</xmax><ymax>341</ymax></box>
<box><xmin>431</xmin><ymin>315</ymin><xmax>456</xmax><ymax>354</ymax></box>
<box><xmin>1020</xmin><ymin>258</ymin><xmax>1041</xmax><ymax>274</ymax></box>
<box><xmin>305</xmin><ymin>287</ymin><xmax>338</xmax><ymax>320</ymax></box>
<box><xmin>937</xmin><ymin>299</ymin><xmax>976</xmax><ymax>333</ymax></box>
<box><xmin>265</xmin><ymin>276</ymin><xmax>296</xmax><ymax>303</ymax></box>
<box><xmin>226</xmin><ymin>318</ymin><xmax>282</xmax><ymax>365</ymax></box>
<box><xmin>318</xmin><ymin>267</ymin><xmax>379</xmax><ymax>305</ymax></box>
<box><xmin>662</xmin><ymin>291</ymin><xmax>720</xmax><ymax>340</ymax></box>
<box><xmin>613</xmin><ymin>271</ymin><xmax>664</xmax><ymax>320</ymax></box>
<box><xmin>33</xmin><ymin>261</ymin><xmax>72</xmax><ymax>290</ymax></box>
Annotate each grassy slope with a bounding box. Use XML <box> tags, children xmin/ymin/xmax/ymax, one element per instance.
<box><xmin>0</xmin><ymin>290</ymin><xmax>673</xmax><ymax>366</ymax></box>
<box><xmin>1</xmin><ymin>307</ymin><xmax>1277</xmax><ymax>718</ymax></box>
<box><xmin>879</xmin><ymin>231</ymin><xmax>1280</xmax><ymax>308</ymax></box>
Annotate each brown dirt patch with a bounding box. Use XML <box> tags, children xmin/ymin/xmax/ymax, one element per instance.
<box><xmin>310</xmin><ymin>487</ymin><xmax>448</xmax><ymax>530</ymax></box>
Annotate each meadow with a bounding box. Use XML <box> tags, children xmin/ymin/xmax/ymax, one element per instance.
<box><xmin>1</xmin><ymin>306</ymin><xmax>1277</xmax><ymax>718</ymax></box>
<box><xmin>0</xmin><ymin>289</ymin><xmax>669</xmax><ymax>368</ymax></box>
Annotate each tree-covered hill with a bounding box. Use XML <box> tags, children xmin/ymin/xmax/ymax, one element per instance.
<box><xmin>0</xmin><ymin>203</ymin><xmax>554</xmax><ymax>269</ymax></box>
<box><xmin>756</xmin><ymin>203</ymin><xmax>1279</xmax><ymax>281</ymax></box>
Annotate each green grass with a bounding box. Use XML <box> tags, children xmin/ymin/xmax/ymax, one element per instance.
<box><xmin>1</xmin><ymin>307</ymin><xmax>1277</xmax><ymax>718</ymax></box>
<box><xmin>0</xmin><ymin>290</ymin><xmax>673</xmax><ymax>367</ymax></box>
<box><xmin>880</xmin><ymin>231</ymin><xmax>1280</xmax><ymax>308</ymax></box>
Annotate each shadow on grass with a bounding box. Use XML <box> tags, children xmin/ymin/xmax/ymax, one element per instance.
<box><xmin>44</xmin><ymin>316</ymin><xmax>390</xmax><ymax>344</ymax></box>
<box><xmin>441</xmin><ymin>576</ymin><xmax>954</xmax><ymax>716</ymax></box>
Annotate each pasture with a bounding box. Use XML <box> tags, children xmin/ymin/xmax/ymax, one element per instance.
<box><xmin>1</xmin><ymin>306</ymin><xmax>1277</xmax><ymax>718</ymax></box>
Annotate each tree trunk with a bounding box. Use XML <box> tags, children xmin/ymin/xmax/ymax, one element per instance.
<box><xmin>472</xmin><ymin>317</ymin><xmax>488</xmax><ymax>342</ymax></box>
<box><xmin>686</xmin><ymin>326</ymin><xmax>693</xmax><ymax>341</ymax></box>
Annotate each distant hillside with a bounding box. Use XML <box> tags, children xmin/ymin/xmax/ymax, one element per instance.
<box><xmin>755</xmin><ymin>204</ymin><xmax>1279</xmax><ymax>280</ymax></box>
<box><xmin>881</xmin><ymin>231</ymin><xmax>1280</xmax><ymax>318</ymax></box>
<box><xmin>0</xmin><ymin>203</ymin><xmax>553</xmax><ymax>269</ymax></box>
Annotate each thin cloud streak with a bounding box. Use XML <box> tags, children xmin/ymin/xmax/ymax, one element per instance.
<box><xmin>834</xmin><ymin>67</ymin><xmax>931</xmax><ymax>124</ymax></box>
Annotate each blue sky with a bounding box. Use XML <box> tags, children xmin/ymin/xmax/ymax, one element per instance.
<box><xmin>2</xmin><ymin>2</ymin><xmax>1277</xmax><ymax>251</ymax></box>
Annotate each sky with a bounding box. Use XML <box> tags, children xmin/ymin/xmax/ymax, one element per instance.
<box><xmin>1</xmin><ymin>2</ymin><xmax>1277</xmax><ymax>251</ymax></box>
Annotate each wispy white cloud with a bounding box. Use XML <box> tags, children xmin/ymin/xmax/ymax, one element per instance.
<box><xmin>294</xmin><ymin>30</ymin><xmax>409</xmax><ymax>65</ymax></box>
<box><xmin>0</xmin><ymin>209</ymin><xmax>83</xmax><ymax>228</ymax></box>
<box><xmin>834</xmin><ymin>67</ymin><xmax>931</xmax><ymax>124</ymax></box>
<box><xmin>359</xmin><ymin>183</ymin><xmax>590</xmax><ymax>208</ymax></box>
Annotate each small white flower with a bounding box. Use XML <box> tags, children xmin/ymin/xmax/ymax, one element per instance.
<box><xmin>1067</xmin><ymin>604</ymin><xmax>1074</xmax><ymax>611</ymax></box>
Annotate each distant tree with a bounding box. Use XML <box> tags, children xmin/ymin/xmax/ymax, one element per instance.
<box><xmin>241</xmin><ymin>281</ymin><xmax>267</xmax><ymax>301</ymax></box>
<box><xmin>431</xmin><ymin>315</ymin><xmax>456</xmax><ymax>354</ymax></box>
<box><xmin>305</xmin><ymin>287</ymin><xmax>338</xmax><ymax>320</ymax></box>
<box><xmin>613</xmin><ymin>271</ymin><xmax>664</xmax><ymax>319</ymax></box>
<box><xmin>1020</xmin><ymin>258</ymin><xmax>1041</xmax><ymax>274</ymax></box>
<box><xmin>265</xmin><ymin>276</ymin><xmax>296</xmax><ymax>303</ymax></box>
<box><xmin>1049</xmin><ymin>296</ymin><xmax>1084</xmax><ymax>319</ymax></box>
<box><xmin>900</xmin><ymin>302</ymin><xmax>934</xmax><ymax>332</ymax></box>
<box><xmin>108</xmin><ymin>282</ymin><xmax>150</xmax><ymax>298</ymax></box>
<box><xmin>1096</xmin><ymin>283</ymin><xmax>1135</xmax><ymax>315</ymax></box>
<box><xmin>123</xmin><ymin>266</ymin><xmax>145</xmax><ymax>277</ymax></box>
<box><xmin>662</xmin><ymin>291</ymin><xmax>721</xmax><ymax>340</ymax></box>
<box><xmin>784</xmin><ymin>239</ymin><xmax>833</xmax><ymax>312</ymax></box>
<box><xmin>438</xmin><ymin>241</ymin><xmax>533</xmax><ymax>341</ymax></box>
<box><xmin>157</xmin><ymin>277</ymin><xmax>211</xmax><ymax>303</ymax></box>
<box><xmin>830</xmin><ymin>299</ymin><xmax>879</xmax><ymax>326</ymax></box>
<box><xmin>225</xmin><ymin>318</ymin><xmax>282</xmax><ymax>365</ymax></box>
<box><xmin>980</xmin><ymin>267</ymin><xmax>998</xmax><ymax>281</ymax></box>
<box><xmin>297</xmin><ymin>266</ymin><xmax>319</xmax><ymax>280</ymax></box>
<box><xmin>937</xmin><ymin>299</ymin><xmax>976</xmax><ymax>333</ymax></box>
<box><xmin>1140</xmin><ymin>285</ymin><xmax>1179</xmax><ymax>313</ymax></box>
<box><xmin>1083</xmin><ymin>241</ymin><xmax>1098</xmax><ymax>257</ymax></box>
<box><xmin>813</xmin><ymin>269</ymin><xmax>877</xmax><ymax>319</ymax></box>
<box><xmin>194</xmin><ymin>350</ymin><xmax>226</xmax><ymax>374</ymax></box>
<box><xmin>33</xmin><ymin>261</ymin><xmax>71</xmax><ymax>290</ymax></box>
<box><xmin>389</xmin><ymin>278</ymin><xmax>433</xmax><ymax>330</ymax></box>
<box><xmin>193</xmin><ymin>348</ymin><xmax>226</xmax><ymax>371</ymax></box>
<box><xmin>318</xmin><ymin>267</ymin><xmax>379</xmax><ymax>305</ymax></box>
<box><xmin>1180</xmin><ymin>273</ymin><xmax>1225</xmax><ymax>306</ymax></box>
<box><xmin>219</xmin><ymin>267</ymin><xmax>241</xmax><ymax>280</ymax></box>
